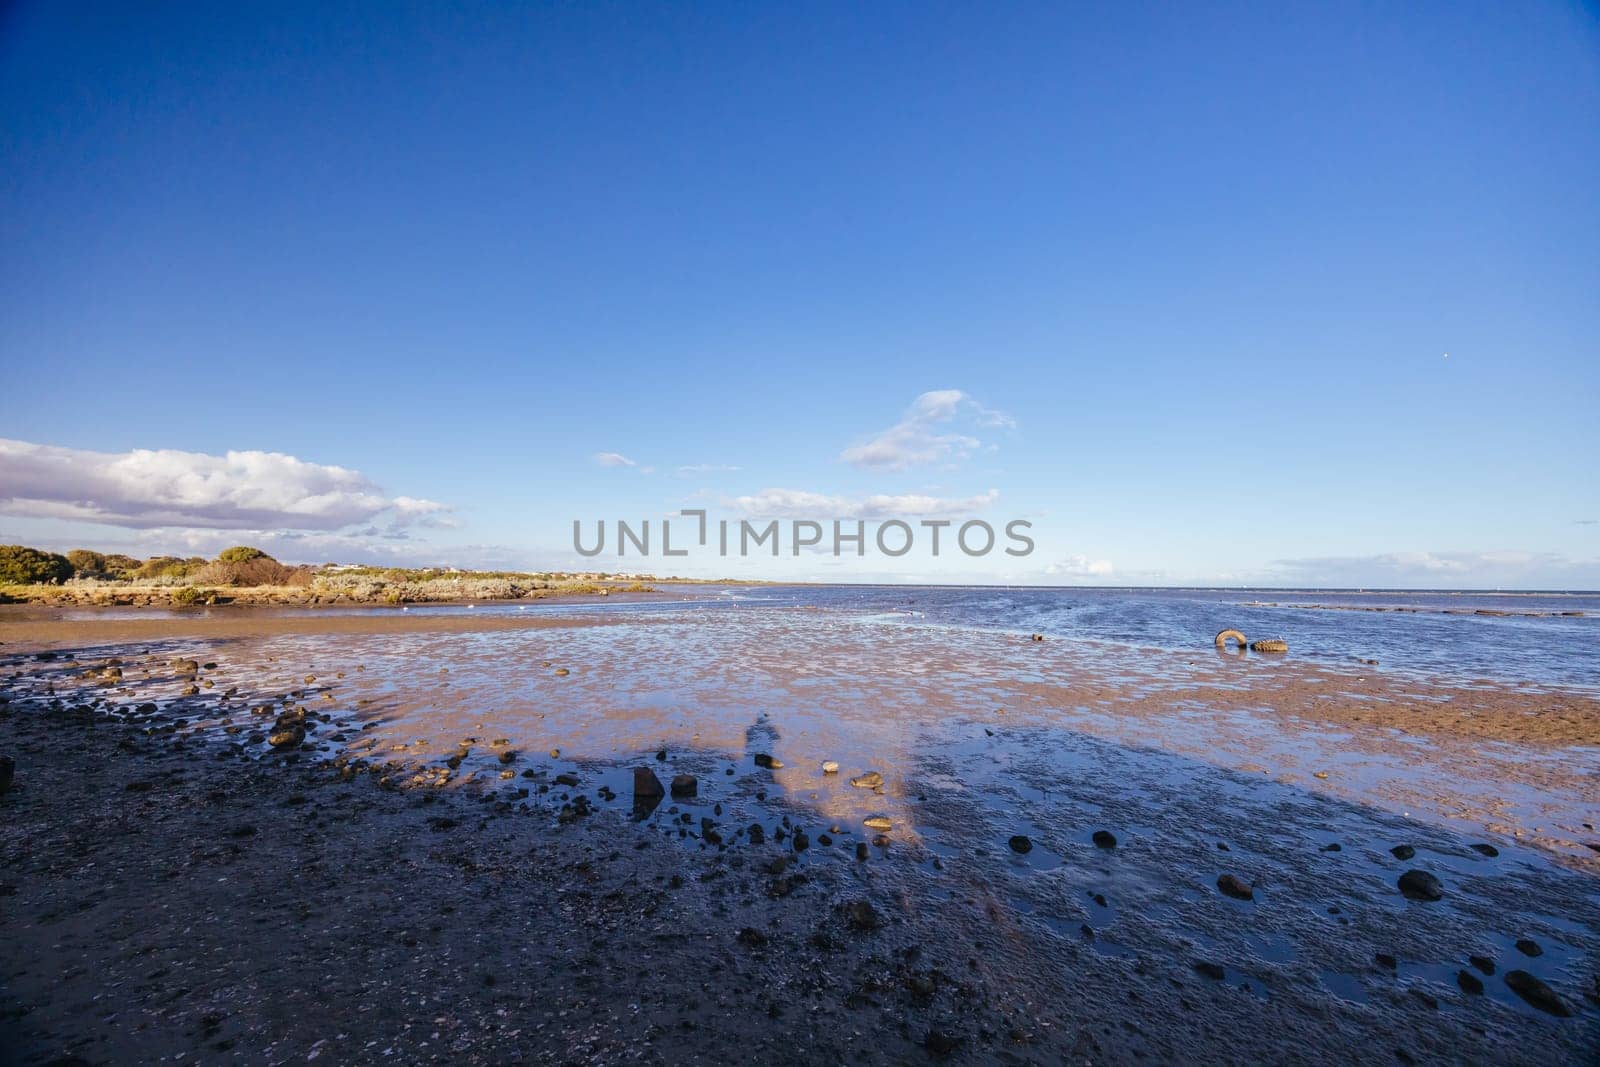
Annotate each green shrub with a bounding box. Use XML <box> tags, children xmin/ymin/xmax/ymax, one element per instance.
<box><xmin>217</xmin><ymin>546</ymin><xmax>269</xmax><ymax>564</ymax></box>
<box><xmin>0</xmin><ymin>545</ymin><xmax>73</xmax><ymax>585</ymax></box>
<box><xmin>135</xmin><ymin>556</ymin><xmax>206</xmax><ymax>580</ymax></box>
<box><xmin>102</xmin><ymin>554</ymin><xmax>141</xmax><ymax>579</ymax></box>
<box><xmin>170</xmin><ymin>586</ymin><xmax>209</xmax><ymax>607</ymax></box>
<box><xmin>66</xmin><ymin>549</ymin><xmax>109</xmax><ymax>578</ymax></box>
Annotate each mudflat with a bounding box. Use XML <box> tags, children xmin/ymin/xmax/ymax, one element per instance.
<box><xmin>2</xmin><ymin>603</ymin><xmax>1597</xmax><ymax>1063</ymax></box>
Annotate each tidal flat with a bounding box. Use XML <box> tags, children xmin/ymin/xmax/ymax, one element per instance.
<box><xmin>2</xmin><ymin>589</ymin><xmax>1597</xmax><ymax>1063</ymax></box>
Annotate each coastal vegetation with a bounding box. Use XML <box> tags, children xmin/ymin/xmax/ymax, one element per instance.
<box><xmin>0</xmin><ymin>543</ymin><xmax>659</xmax><ymax>606</ymax></box>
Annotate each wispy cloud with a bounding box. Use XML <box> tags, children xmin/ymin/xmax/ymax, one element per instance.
<box><xmin>675</xmin><ymin>463</ymin><xmax>742</xmax><ymax>477</ymax></box>
<box><xmin>728</xmin><ymin>487</ymin><xmax>1000</xmax><ymax>519</ymax></box>
<box><xmin>592</xmin><ymin>451</ymin><xmax>637</xmax><ymax>468</ymax></box>
<box><xmin>0</xmin><ymin>438</ymin><xmax>449</xmax><ymax>532</ymax></box>
<box><xmin>1269</xmin><ymin>550</ymin><xmax>1600</xmax><ymax>587</ymax></box>
<box><xmin>1044</xmin><ymin>555</ymin><xmax>1114</xmax><ymax>580</ymax></box>
<box><xmin>840</xmin><ymin>390</ymin><xmax>1015</xmax><ymax>471</ymax></box>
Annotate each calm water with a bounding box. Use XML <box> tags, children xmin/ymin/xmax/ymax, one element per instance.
<box><xmin>401</xmin><ymin>586</ymin><xmax>1600</xmax><ymax>691</ymax></box>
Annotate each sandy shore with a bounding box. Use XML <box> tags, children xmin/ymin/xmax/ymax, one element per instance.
<box><xmin>2</xmin><ymin>606</ymin><xmax>1598</xmax><ymax>1063</ymax></box>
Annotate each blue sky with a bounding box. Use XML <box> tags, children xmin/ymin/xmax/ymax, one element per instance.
<box><xmin>2</xmin><ymin>2</ymin><xmax>1597</xmax><ymax>586</ymax></box>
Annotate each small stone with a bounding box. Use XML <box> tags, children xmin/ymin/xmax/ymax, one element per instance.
<box><xmin>1008</xmin><ymin>835</ymin><xmax>1033</xmax><ymax>854</ymax></box>
<box><xmin>1375</xmin><ymin>953</ymin><xmax>1397</xmax><ymax>971</ymax></box>
<box><xmin>845</xmin><ymin>899</ymin><xmax>883</xmax><ymax>931</ymax></box>
<box><xmin>747</xmin><ymin>823</ymin><xmax>766</xmax><ymax>845</ymax></box>
<box><xmin>1092</xmin><ymin>830</ymin><xmax>1117</xmax><ymax>849</ymax></box>
<box><xmin>1457</xmin><ymin>970</ymin><xmax>1484</xmax><ymax>995</ymax></box>
<box><xmin>1504</xmin><ymin>970</ymin><xmax>1570</xmax><ymax>1016</ymax></box>
<box><xmin>753</xmin><ymin>753</ymin><xmax>783</xmax><ymax>769</ymax></box>
<box><xmin>1397</xmin><ymin>869</ymin><xmax>1443</xmax><ymax>901</ymax></box>
<box><xmin>670</xmin><ymin>774</ymin><xmax>697</xmax><ymax>797</ymax></box>
<box><xmin>0</xmin><ymin>755</ymin><xmax>13</xmax><ymax>795</ymax></box>
<box><xmin>821</xmin><ymin>761</ymin><xmax>839</xmax><ymax>775</ymax></box>
<box><xmin>553</xmin><ymin>667</ymin><xmax>570</xmax><ymax>676</ymax></box>
<box><xmin>864</xmin><ymin>816</ymin><xmax>892</xmax><ymax>831</ymax></box>
<box><xmin>1469</xmin><ymin>843</ymin><xmax>1499</xmax><ymax>857</ymax></box>
<box><xmin>1390</xmin><ymin>844</ymin><xmax>1416</xmax><ymax>860</ymax></box>
<box><xmin>1194</xmin><ymin>961</ymin><xmax>1226</xmax><ymax>981</ymax></box>
<box><xmin>849</xmin><ymin>771</ymin><xmax>884</xmax><ymax>789</ymax></box>
<box><xmin>1514</xmin><ymin>938</ymin><xmax>1542</xmax><ymax>957</ymax></box>
<box><xmin>1468</xmin><ymin>955</ymin><xmax>1495</xmax><ymax>975</ymax></box>
<box><xmin>737</xmin><ymin>927</ymin><xmax>767</xmax><ymax>947</ymax></box>
<box><xmin>855</xmin><ymin>842</ymin><xmax>869</xmax><ymax>861</ymax></box>
<box><xmin>633</xmin><ymin>767</ymin><xmax>665</xmax><ymax>798</ymax></box>
<box><xmin>925</xmin><ymin>1029</ymin><xmax>960</xmax><ymax>1055</ymax></box>
<box><xmin>1217</xmin><ymin>874</ymin><xmax>1253</xmax><ymax>900</ymax></box>
<box><xmin>553</xmin><ymin>772</ymin><xmax>580</xmax><ymax>788</ymax></box>
<box><xmin>268</xmin><ymin>727</ymin><xmax>304</xmax><ymax>749</ymax></box>
<box><xmin>792</xmin><ymin>832</ymin><xmax>808</xmax><ymax>851</ymax></box>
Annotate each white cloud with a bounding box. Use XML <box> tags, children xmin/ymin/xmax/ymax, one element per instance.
<box><xmin>728</xmin><ymin>487</ymin><xmax>1000</xmax><ymax>518</ymax></box>
<box><xmin>1044</xmin><ymin>555</ymin><xmax>1114</xmax><ymax>579</ymax></box>
<box><xmin>840</xmin><ymin>390</ymin><xmax>1014</xmax><ymax>471</ymax></box>
<box><xmin>593</xmin><ymin>452</ymin><xmax>637</xmax><ymax>468</ymax></box>
<box><xmin>1268</xmin><ymin>550</ymin><xmax>1600</xmax><ymax>588</ymax></box>
<box><xmin>0</xmin><ymin>438</ymin><xmax>448</xmax><ymax>531</ymax></box>
<box><xmin>675</xmin><ymin>463</ymin><xmax>742</xmax><ymax>477</ymax></box>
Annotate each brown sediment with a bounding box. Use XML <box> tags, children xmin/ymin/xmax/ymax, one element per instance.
<box><xmin>0</xmin><ymin>604</ymin><xmax>648</xmax><ymax>643</ymax></box>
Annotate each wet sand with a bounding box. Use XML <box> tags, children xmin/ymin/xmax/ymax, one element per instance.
<box><xmin>2</xmin><ymin>605</ymin><xmax>1598</xmax><ymax>1062</ymax></box>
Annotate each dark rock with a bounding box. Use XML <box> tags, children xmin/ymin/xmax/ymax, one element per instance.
<box><xmin>849</xmin><ymin>770</ymin><xmax>883</xmax><ymax>789</ymax></box>
<box><xmin>1390</xmin><ymin>844</ymin><xmax>1416</xmax><ymax>860</ymax></box>
<box><xmin>1514</xmin><ymin>938</ymin><xmax>1542</xmax><ymax>957</ymax></box>
<box><xmin>1008</xmin><ymin>834</ymin><xmax>1033</xmax><ymax>854</ymax></box>
<box><xmin>553</xmin><ymin>772</ymin><xmax>579</xmax><ymax>788</ymax></box>
<box><xmin>1397</xmin><ymin>869</ymin><xmax>1443</xmax><ymax>901</ymax></box>
<box><xmin>1457</xmin><ymin>970</ymin><xmax>1484</xmax><ymax>995</ymax></box>
<box><xmin>753</xmin><ymin>753</ymin><xmax>783</xmax><ymax>769</ymax></box>
<box><xmin>1217</xmin><ymin>874</ymin><xmax>1253</xmax><ymax>900</ymax></box>
<box><xmin>792</xmin><ymin>831</ymin><xmax>809</xmax><ymax>852</ymax></box>
<box><xmin>1092</xmin><ymin>830</ymin><xmax>1117</xmax><ymax>849</ymax></box>
<box><xmin>1468</xmin><ymin>955</ymin><xmax>1495</xmax><ymax>975</ymax></box>
<box><xmin>670</xmin><ymin>773</ymin><xmax>697</xmax><ymax>797</ymax></box>
<box><xmin>1375</xmin><ymin>953</ymin><xmax>1397</xmax><ymax>971</ymax></box>
<box><xmin>0</xmin><ymin>755</ymin><xmax>13</xmax><ymax>795</ymax></box>
<box><xmin>633</xmin><ymin>767</ymin><xmax>665</xmax><ymax>798</ymax></box>
<box><xmin>1469</xmin><ymin>842</ymin><xmax>1499</xmax><ymax>857</ymax></box>
<box><xmin>925</xmin><ymin>1029</ymin><xmax>960</xmax><ymax>1055</ymax></box>
<box><xmin>1194</xmin><ymin>961</ymin><xmax>1226</xmax><ymax>980</ymax></box>
<box><xmin>845</xmin><ymin>899</ymin><xmax>883</xmax><ymax>931</ymax></box>
<box><xmin>1504</xmin><ymin>970</ymin><xmax>1569</xmax><ymax>1016</ymax></box>
<box><xmin>856</xmin><ymin>842</ymin><xmax>869</xmax><ymax>861</ymax></box>
<box><xmin>737</xmin><ymin>927</ymin><xmax>768</xmax><ymax>947</ymax></box>
<box><xmin>747</xmin><ymin>822</ymin><xmax>765</xmax><ymax>845</ymax></box>
<box><xmin>268</xmin><ymin>727</ymin><xmax>304</xmax><ymax>749</ymax></box>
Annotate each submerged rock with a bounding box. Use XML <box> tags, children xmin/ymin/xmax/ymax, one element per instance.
<box><xmin>1514</xmin><ymin>938</ymin><xmax>1543</xmax><ymax>957</ymax></box>
<box><xmin>1092</xmin><ymin>830</ymin><xmax>1117</xmax><ymax>849</ymax></box>
<box><xmin>821</xmin><ymin>761</ymin><xmax>839</xmax><ymax>775</ymax></box>
<box><xmin>1457</xmin><ymin>970</ymin><xmax>1484</xmax><ymax>995</ymax></box>
<box><xmin>1217</xmin><ymin>874</ymin><xmax>1253</xmax><ymax>900</ymax></box>
<box><xmin>1008</xmin><ymin>835</ymin><xmax>1033</xmax><ymax>854</ymax></box>
<box><xmin>1504</xmin><ymin>970</ymin><xmax>1569</xmax><ymax>1016</ymax></box>
<box><xmin>670</xmin><ymin>773</ymin><xmax>697</xmax><ymax>797</ymax></box>
<box><xmin>1469</xmin><ymin>843</ymin><xmax>1500</xmax><ymax>857</ymax></box>
<box><xmin>849</xmin><ymin>771</ymin><xmax>884</xmax><ymax>789</ymax></box>
<box><xmin>1398</xmin><ymin>869</ymin><xmax>1444</xmax><ymax>901</ymax></box>
<box><xmin>633</xmin><ymin>767</ymin><xmax>665</xmax><ymax>798</ymax></box>
<box><xmin>0</xmin><ymin>755</ymin><xmax>13</xmax><ymax>794</ymax></box>
<box><xmin>1390</xmin><ymin>844</ymin><xmax>1416</xmax><ymax>860</ymax></box>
